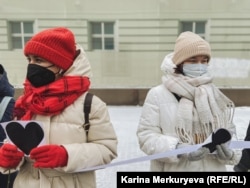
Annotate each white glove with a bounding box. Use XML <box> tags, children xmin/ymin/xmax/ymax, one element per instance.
<box><xmin>176</xmin><ymin>143</ymin><xmax>190</xmax><ymax>158</ymax></box>
<box><xmin>187</xmin><ymin>147</ymin><xmax>210</xmax><ymax>161</ymax></box>
<box><xmin>216</xmin><ymin>143</ymin><xmax>233</xmax><ymax>160</ymax></box>
<box><xmin>176</xmin><ymin>143</ymin><xmax>209</xmax><ymax>161</ymax></box>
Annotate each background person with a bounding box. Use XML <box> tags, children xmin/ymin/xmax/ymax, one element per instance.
<box><xmin>0</xmin><ymin>64</ymin><xmax>16</xmax><ymax>188</ymax></box>
<box><xmin>234</xmin><ymin>121</ymin><xmax>250</xmax><ymax>172</ymax></box>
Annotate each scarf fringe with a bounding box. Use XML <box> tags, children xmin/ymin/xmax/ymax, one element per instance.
<box><xmin>164</xmin><ymin>75</ymin><xmax>235</xmax><ymax>145</ymax></box>
<box><xmin>175</xmin><ymin>127</ymin><xmax>193</xmax><ymax>144</ymax></box>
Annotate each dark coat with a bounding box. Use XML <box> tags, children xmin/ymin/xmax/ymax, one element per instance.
<box><xmin>0</xmin><ymin>64</ymin><xmax>15</xmax><ymax>143</ymax></box>
<box><xmin>0</xmin><ymin>64</ymin><xmax>16</xmax><ymax>188</ymax></box>
<box><xmin>234</xmin><ymin>121</ymin><xmax>250</xmax><ymax>171</ymax></box>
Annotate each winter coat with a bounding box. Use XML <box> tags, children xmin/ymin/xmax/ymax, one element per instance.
<box><xmin>0</xmin><ymin>64</ymin><xmax>16</xmax><ymax>188</ymax></box>
<box><xmin>0</xmin><ymin>64</ymin><xmax>15</xmax><ymax>144</ymax></box>
<box><xmin>136</xmin><ymin>55</ymin><xmax>239</xmax><ymax>172</ymax></box>
<box><xmin>0</xmin><ymin>45</ymin><xmax>118</xmax><ymax>188</ymax></box>
<box><xmin>234</xmin><ymin>122</ymin><xmax>250</xmax><ymax>171</ymax></box>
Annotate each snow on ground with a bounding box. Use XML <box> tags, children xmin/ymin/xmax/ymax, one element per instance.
<box><xmin>95</xmin><ymin>106</ymin><xmax>250</xmax><ymax>188</ymax></box>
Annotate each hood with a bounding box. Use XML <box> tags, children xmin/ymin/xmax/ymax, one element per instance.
<box><xmin>160</xmin><ymin>52</ymin><xmax>176</xmax><ymax>76</ymax></box>
<box><xmin>64</xmin><ymin>44</ymin><xmax>93</xmax><ymax>79</ymax></box>
<box><xmin>0</xmin><ymin>64</ymin><xmax>14</xmax><ymax>97</ymax></box>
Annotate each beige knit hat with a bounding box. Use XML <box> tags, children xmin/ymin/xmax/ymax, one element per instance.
<box><xmin>172</xmin><ymin>31</ymin><xmax>211</xmax><ymax>65</ymax></box>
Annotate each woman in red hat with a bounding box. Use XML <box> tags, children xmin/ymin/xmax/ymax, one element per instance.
<box><xmin>0</xmin><ymin>27</ymin><xmax>118</xmax><ymax>188</ymax></box>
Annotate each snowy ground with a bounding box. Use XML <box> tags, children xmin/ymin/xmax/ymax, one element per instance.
<box><xmin>96</xmin><ymin>105</ymin><xmax>250</xmax><ymax>188</ymax></box>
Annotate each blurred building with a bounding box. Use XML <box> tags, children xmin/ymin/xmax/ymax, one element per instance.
<box><xmin>1</xmin><ymin>0</ymin><xmax>250</xmax><ymax>105</ymax></box>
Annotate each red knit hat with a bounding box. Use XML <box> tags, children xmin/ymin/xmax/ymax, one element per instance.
<box><xmin>24</xmin><ymin>27</ymin><xmax>76</xmax><ymax>70</ymax></box>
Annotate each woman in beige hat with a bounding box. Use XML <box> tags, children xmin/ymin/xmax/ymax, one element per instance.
<box><xmin>137</xmin><ymin>31</ymin><xmax>240</xmax><ymax>171</ymax></box>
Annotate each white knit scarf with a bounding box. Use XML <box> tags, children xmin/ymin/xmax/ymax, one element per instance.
<box><xmin>163</xmin><ymin>74</ymin><xmax>235</xmax><ymax>144</ymax></box>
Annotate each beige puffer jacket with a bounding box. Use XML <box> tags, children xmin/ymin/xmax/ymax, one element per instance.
<box><xmin>0</xmin><ymin>45</ymin><xmax>118</xmax><ymax>188</ymax></box>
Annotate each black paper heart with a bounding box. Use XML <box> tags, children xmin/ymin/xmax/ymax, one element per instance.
<box><xmin>6</xmin><ymin>121</ymin><xmax>44</xmax><ymax>155</ymax></box>
<box><xmin>202</xmin><ymin>128</ymin><xmax>232</xmax><ymax>153</ymax></box>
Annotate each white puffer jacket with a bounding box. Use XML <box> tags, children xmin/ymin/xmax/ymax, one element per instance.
<box><xmin>136</xmin><ymin>53</ymin><xmax>240</xmax><ymax>171</ymax></box>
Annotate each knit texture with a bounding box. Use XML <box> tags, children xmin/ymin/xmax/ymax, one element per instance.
<box><xmin>24</xmin><ymin>27</ymin><xmax>76</xmax><ymax>70</ymax></box>
<box><xmin>162</xmin><ymin>74</ymin><xmax>234</xmax><ymax>144</ymax></box>
<box><xmin>172</xmin><ymin>31</ymin><xmax>211</xmax><ymax>65</ymax></box>
<box><xmin>14</xmin><ymin>76</ymin><xmax>90</xmax><ymax>120</ymax></box>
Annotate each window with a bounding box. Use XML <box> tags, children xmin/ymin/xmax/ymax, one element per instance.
<box><xmin>180</xmin><ymin>21</ymin><xmax>206</xmax><ymax>39</ymax></box>
<box><xmin>9</xmin><ymin>21</ymin><xmax>34</xmax><ymax>49</ymax></box>
<box><xmin>90</xmin><ymin>22</ymin><xmax>115</xmax><ymax>50</ymax></box>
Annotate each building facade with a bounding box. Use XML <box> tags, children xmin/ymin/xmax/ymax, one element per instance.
<box><xmin>0</xmin><ymin>0</ymin><xmax>250</xmax><ymax>89</ymax></box>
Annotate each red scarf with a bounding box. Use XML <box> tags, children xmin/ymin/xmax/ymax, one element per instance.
<box><xmin>15</xmin><ymin>76</ymin><xmax>90</xmax><ymax>120</ymax></box>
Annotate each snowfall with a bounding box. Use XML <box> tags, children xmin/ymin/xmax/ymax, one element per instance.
<box><xmin>95</xmin><ymin>105</ymin><xmax>250</xmax><ymax>188</ymax></box>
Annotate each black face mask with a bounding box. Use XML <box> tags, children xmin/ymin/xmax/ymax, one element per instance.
<box><xmin>26</xmin><ymin>64</ymin><xmax>56</xmax><ymax>87</ymax></box>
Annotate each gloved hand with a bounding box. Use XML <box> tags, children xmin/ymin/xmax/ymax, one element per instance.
<box><xmin>176</xmin><ymin>143</ymin><xmax>191</xmax><ymax>158</ymax></box>
<box><xmin>187</xmin><ymin>147</ymin><xmax>210</xmax><ymax>161</ymax></box>
<box><xmin>216</xmin><ymin>143</ymin><xmax>233</xmax><ymax>160</ymax></box>
<box><xmin>0</xmin><ymin>143</ymin><xmax>24</xmax><ymax>168</ymax></box>
<box><xmin>234</xmin><ymin>121</ymin><xmax>250</xmax><ymax>172</ymax></box>
<box><xmin>234</xmin><ymin>149</ymin><xmax>250</xmax><ymax>172</ymax></box>
<box><xmin>30</xmin><ymin>145</ymin><xmax>68</xmax><ymax>168</ymax></box>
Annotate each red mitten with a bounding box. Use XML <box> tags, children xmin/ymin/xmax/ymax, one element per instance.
<box><xmin>30</xmin><ymin>145</ymin><xmax>68</xmax><ymax>168</ymax></box>
<box><xmin>0</xmin><ymin>143</ymin><xmax>24</xmax><ymax>168</ymax></box>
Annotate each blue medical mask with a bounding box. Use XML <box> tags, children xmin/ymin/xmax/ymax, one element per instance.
<box><xmin>182</xmin><ymin>63</ymin><xmax>208</xmax><ymax>78</ymax></box>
